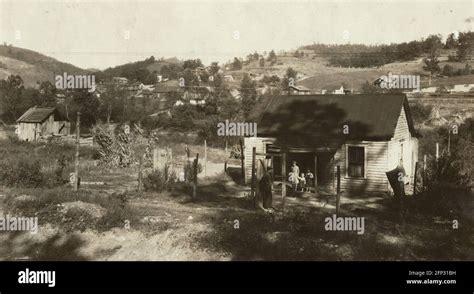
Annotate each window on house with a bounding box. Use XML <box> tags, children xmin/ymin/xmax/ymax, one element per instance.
<box><xmin>347</xmin><ymin>146</ymin><xmax>365</xmax><ymax>178</ymax></box>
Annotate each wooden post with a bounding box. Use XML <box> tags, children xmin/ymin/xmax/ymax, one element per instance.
<box><xmin>192</xmin><ymin>153</ymin><xmax>199</xmax><ymax>200</ymax></box>
<box><xmin>314</xmin><ymin>155</ymin><xmax>318</xmax><ymax>196</ymax></box>
<box><xmin>336</xmin><ymin>165</ymin><xmax>341</xmax><ymax>215</ymax></box>
<box><xmin>239</xmin><ymin>139</ymin><xmax>245</xmax><ymax>179</ymax></box>
<box><xmin>224</xmin><ymin>160</ymin><xmax>227</xmax><ymax>172</ymax></box>
<box><xmin>413</xmin><ymin>161</ymin><xmax>419</xmax><ymax>196</ymax></box>
<box><xmin>169</xmin><ymin>148</ymin><xmax>173</xmax><ymax>174</ymax></box>
<box><xmin>74</xmin><ymin>112</ymin><xmax>81</xmax><ymax>191</ymax></box>
<box><xmin>138</xmin><ymin>156</ymin><xmax>143</xmax><ymax>192</ymax></box>
<box><xmin>185</xmin><ymin>145</ymin><xmax>190</xmax><ymax>182</ymax></box>
<box><xmin>204</xmin><ymin>140</ymin><xmax>207</xmax><ymax>177</ymax></box>
<box><xmin>225</xmin><ymin>139</ymin><xmax>228</xmax><ymax>153</ymax></box>
<box><xmin>251</xmin><ymin>147</ymin><xmax>256</xmax><ymax>199</ymax></box>
<box><xmin>282</xmin><ymin>152</ymin><xmax>287</xmax><ymax>211</ymax></box>
<box><xmin>436</xmin><ymin>143</ymin><xmax>439</xmax><ymax>161</ymax></box>
<box><xmin>423</xmin><ymin>154</ymin><xmax>427</xmax><ymax>192</ymax></box>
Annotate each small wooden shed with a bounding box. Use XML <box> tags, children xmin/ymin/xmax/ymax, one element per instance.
<box><xmin>16</xmin><ymin>106</ymin><xmax>70</xmax><ymax>142</ymax></box>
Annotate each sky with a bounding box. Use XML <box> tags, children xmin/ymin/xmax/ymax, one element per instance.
<box><xmin>1</xmin><ymin>0</ymin><xmax>473</xmax><ymax>69</ymax></box>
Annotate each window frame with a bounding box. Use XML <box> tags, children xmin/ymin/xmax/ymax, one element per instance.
<box><xmin>345</xmin><ymin>144</ymin><xmax>367</xmax><ymax>179</ymax></box>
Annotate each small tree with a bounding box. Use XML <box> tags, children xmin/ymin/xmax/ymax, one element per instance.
<box><xmin>240</xmin><ymin>74</ymin><xmax>257</xmax><ymax>118</ymax></box>
<box><xmin>232</xmin><ymin>57</ymin><xmax>243</xmax><ymax>70</ymax></box>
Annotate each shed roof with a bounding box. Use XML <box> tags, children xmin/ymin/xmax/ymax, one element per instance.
<box><xmin>16</xmin><ymin>107</ymin><xmax>68</xmax><ymax>123</ymax></box>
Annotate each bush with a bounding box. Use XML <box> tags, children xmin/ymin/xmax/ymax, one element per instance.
<box><xmin>143</xmin><ymin>165</ymin><xmax>177</xmax><ymax>192</ymax></box>
<box><xmin>183</xmin><ymin>161</ymin><xmax>203</xmax><ymax>182</ymax></box>
<box><xmin>0</xmin><ymin>156</ymin><xmax>44</xmax><ymax>187</ymax></box>
<box><xmin>95</xmin><ymin>192</ymin><xmax>137</xmax><ymax>231</ymax></box>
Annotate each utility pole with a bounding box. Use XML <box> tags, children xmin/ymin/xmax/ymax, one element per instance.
<box><xmin>74</xmin><ymin>112</ymin><xmax>81</xmax><ymax>191</ymax></box>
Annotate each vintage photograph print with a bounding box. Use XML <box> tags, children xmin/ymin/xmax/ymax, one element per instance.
<box><xmin>0</xmin><ymin>0</ymin><xmax>473</xmax><ymax>269</ymax></box>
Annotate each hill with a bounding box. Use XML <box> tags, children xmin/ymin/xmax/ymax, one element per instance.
<box><xmin>96</xmin><ymin>56</ymin><xmax>183</xmax><ymax>83</ymax></box>
<box><xmin>0</xmin><ymin>44</ymin><xmax>87</xmax><ymax>87</ymax></box>
<box><xmin>229</xmin><ymin>48</ymin><xmax>473</xmax><ymax>93</ymax></box>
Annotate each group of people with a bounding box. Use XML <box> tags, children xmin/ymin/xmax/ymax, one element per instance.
<box><xmin>288</xmin><ymin>161</ymin><xmax>314</xmax><ymax>192</ymax></box>
<box><xmin>257</xmin><ymin>160</ymin><xmax>315</xmax><ymax>211</ymax></box>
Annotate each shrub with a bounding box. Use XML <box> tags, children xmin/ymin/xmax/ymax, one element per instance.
<box><xmin>0</xmin><ymin>156</ymin><xmax>44</xmax><ymax>187</ymax></box>
<box><xmin>143</xmin><ymin>165</ymin><xmax>177</xmax><ymax>192</ymax></box>
<box><xmin>183</xmin><ymin>161</ymin><xmax>202</xmax><ymax>182</ymax></box>
<box><xmin>95</xmin><ymin>193</ymin><xmax>136</xmax><ymax>231</ymax></box>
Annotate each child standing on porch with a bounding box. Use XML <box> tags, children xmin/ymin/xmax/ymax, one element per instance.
<box><xmin>299</xmin><ymin>173</ymin><xmax>306</xmax><ymax>192</ymax></box>
<box><xmin>305</xmin><ymin>168</ymin><xmax>314</xmax><ymax>192</ymax></box>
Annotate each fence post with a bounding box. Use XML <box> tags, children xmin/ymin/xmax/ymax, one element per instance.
<box><xmin>192</xmin><ymin>153</ymin><xmax>199</xmax><ymax>200</ymax></box>
<box><xmin>282</xmin><ymin>152</ymin><xmax>287</xmax><ymax>212</ymax></box>
<box><xmin>251</xmin><ymin>147</ymin><xmax>256</xmax><ymax>199</ymax></box>
<box><xmin>336</xmin><ymin>165</ymin><xmax>341</xmax><ymax>215</ymax></box>
<box><xmin>423</xmin><ymin>154</ymin><xmax>427</xmax><ymax>192</ymax></box>
<box><xmin>239</xmin><ymin>139</ymin><xmax>245</xmax><ymax>180</ymax></box>
<box><xmin>74</xmin><ymin>112</ymin><xmax>81</xmax><ymax>191</ymax></box>
<box><xmin>413</xmin><ymin>162</ymin><xmax>419</xmax><ymax>196</ymax></box>
<box><xmin>436</xmin><ymin>142</ymin><xmax>439</xmax><ymax>161</ymax></box>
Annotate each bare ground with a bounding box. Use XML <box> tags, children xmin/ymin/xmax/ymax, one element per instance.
<box><xmin>0</xmin><ymin>160</ymin><xmax>473</xmax><ymax>261</ymax></box>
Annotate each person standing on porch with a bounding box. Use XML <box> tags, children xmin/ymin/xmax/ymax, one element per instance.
<box><xmin>299</xmin><ymin>172</ymin><xmax>306</xmax><ymax>192</ymax></box>
<box><xmin>260</xmin><ymin>167</ymin><xmax>273</xmax><ymax>209</ymax></box>
<box><xmin>290</xmin><ymin>161</ymin><xmax>300</xmax><ymax>192</ymax></box>
<box><xmin>291</xmin><ymin>161</ymin><xmax>300</xmax><ymax>176</ymax></box>
<box><xmin>305</xmin><ymin>168</ymin><xmax>314</xmax><ymax>192</ymax></box>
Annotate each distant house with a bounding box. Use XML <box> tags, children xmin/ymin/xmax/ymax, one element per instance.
<box><xmin>112</xmin><ymin>77</ymin><xmax>128</xmax><ymax>85</ymax></box>
<box><xmin>224</xmin><ymin>75</ymin><xmax>234</xmax><ymax>82</ymax></box>
<box><xmin>16</xmin><ymin>106</ymin><xmax>70</xmax><ymax>142</ymax></box>
<box><xmin>289</xmin><ymin>85</ymin><xmax>311</xmax><ymax>95</ymax></box>
<box><xmin>154</xmin><ymin>80</ymin><xmax>181</xmax><ymax>98</ymax></box>
<box><xmin>245</xmin><ymin>94</ymin><xmax>420</xmax><ymax>195</ymax></box>
<box><xmin>333</xmin><ymin>86</ymin><xmax>345</xmax><ymax>95</ymax></box>
<box><xmin>128</xmin><ymin>81</ymin><xmax>144</xmax><ymax>91</ymax></box>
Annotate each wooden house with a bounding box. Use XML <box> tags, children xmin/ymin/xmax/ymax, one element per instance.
<box><xmin>16</xmin><ymin>106</ymin><xmax>70</xmax><ymax>142</ymax></box>
<box><xmin>244</xmin><ymin>94</ymin><xmax>420</xmax><ymax>195</ymax></box>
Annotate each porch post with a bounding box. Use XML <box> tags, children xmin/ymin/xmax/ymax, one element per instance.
<box><xmin>282</xmin><ymin>152</ymin><xmax>287</xmax><ymax>211</ymax></box>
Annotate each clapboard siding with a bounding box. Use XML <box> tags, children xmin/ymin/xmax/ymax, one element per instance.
<box><xmin>17</xmin><ymin>115</ymin><xmax>71</xmax><ymax>142</ymax></box>
<box><xmin>243</xmin><ymin>137</ymin><xmax>271</xmax><ymax>184</ymax></box>
<box><xmin>387</xmin><ymin>105</ymin><xmax>418</xmax><ymax>181</ymax></box>
<box><xmin>334</xmin><ymin>141</ymin><xmax>390</xmax><ymax>193</ymax></box>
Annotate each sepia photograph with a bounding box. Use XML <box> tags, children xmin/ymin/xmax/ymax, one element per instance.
<box><xmin>0</xmin><ymin>0</ymin><xmax>473</xmax><ymax>289</ymax></box>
